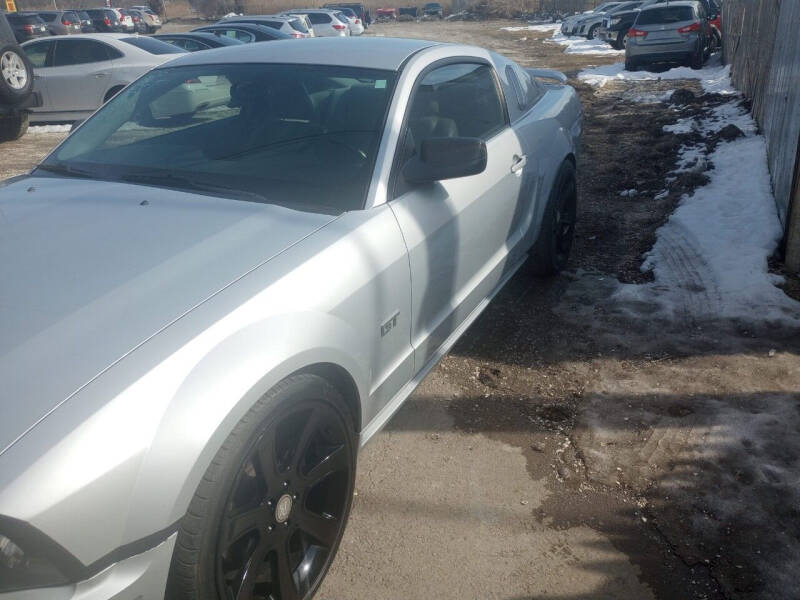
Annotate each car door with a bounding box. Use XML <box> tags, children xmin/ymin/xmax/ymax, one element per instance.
<box><xmin>22</xmin><ymin>38</ymin><xmax>55</xmax><ymax>110</ymax></box>
<box><xmin>49</xmin><ymin>38</ymin><xmax>115</xmax><ymax>114</ymax></box>
<box><xmin>389</xmin><ymin>61</ymin><xmax>525</xmax><ymax>371</ymax></box>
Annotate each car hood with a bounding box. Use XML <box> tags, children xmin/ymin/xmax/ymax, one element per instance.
<box><xmin>0</xmin><ymin>176</ymin><xmax>336</xmax><ymax>455</ymax></box>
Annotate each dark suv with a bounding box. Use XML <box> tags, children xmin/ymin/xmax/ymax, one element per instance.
<box><xmin>0</xmin><ymin>11</ymin><xmax>39</xmax><ymax>142</ymax></box>
<box><xmin>84</xmin><ymin>8</ymin><xmax>123</xmax><ymax>32</ymax></box>
<box><xmin>4</xmin><ymin>11</ymin><xmax>48</xmax><ymax>42</ymax></box>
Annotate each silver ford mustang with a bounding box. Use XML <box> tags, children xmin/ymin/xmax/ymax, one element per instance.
<box><xmin>0</xmin><ymin>37</ymin><xmax>581</xmax><ymax>600</ymax></box>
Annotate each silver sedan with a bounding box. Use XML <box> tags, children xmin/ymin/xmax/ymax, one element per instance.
<box><xmin>0</xmin><ymin>37</ymin><xmax>581</xmax><ymax>600</ymax></box>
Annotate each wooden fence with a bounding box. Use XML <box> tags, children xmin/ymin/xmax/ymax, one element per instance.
<box><xmin>723</xmin><ymin>0</ymin><xmax>800</xmax><ymax>269</ymax></box>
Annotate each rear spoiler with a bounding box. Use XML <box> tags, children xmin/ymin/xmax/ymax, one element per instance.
<box><xmin>526</xmin><ymin>68</ymin><xmax>568</xmax><ymax>84</ymax></box>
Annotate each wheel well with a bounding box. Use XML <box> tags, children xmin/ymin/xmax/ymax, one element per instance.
<box><xmin>104</xmin><ymin>85</ymin><xmax>126</xmax><ymax>103</ymax></box>
<box><xmin>299</xmin><ymin>363</ymin><xmax>362</xmax><ymax>433</ymax></box>
<box><xmin>565</xmin><ymin>153</ymin><xmax>577</xmax><ymax>169</ymax></box>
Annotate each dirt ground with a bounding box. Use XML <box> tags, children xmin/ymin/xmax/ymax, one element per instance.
<box><xmin>3</xmin><ymin>20</ymin><xmax>800</xmax><ymax>600</ymax></box>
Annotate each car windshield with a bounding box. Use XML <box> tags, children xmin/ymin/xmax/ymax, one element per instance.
<box><xmin>41</xmin><ymin>64</ymin><xmax>397</xmax><ymax>214</ymax></box>
<box><xmin>637</xmin><ymin>6</ymin><xmax>694</xmax><ymax>24</ymax></box>
<box><xmin>121</xmin><ymin>36</ymin><xmax>186</xmax><ymax>54</ymax></box>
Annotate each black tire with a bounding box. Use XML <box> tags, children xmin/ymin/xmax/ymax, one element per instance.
<box><xmin>690</xmin><ymin>44</ymin><xmax>704</xmax><ymax>70</ymax></box>
<box><xmin>587</xmin><ymin>23</ymin><xmax>599</xmax><ymax>39</ymax></box>
<box><xmin>529</xmin><ymin>160</ymin><xmax>577</xmax><ymax>277</ymax></box>
<box><xmin>166</xmin><ymin>373</ymin><xmax>357</xmax><ymax>600</ymax></box>
<box><xmin>625</xmin><ymin>57</ymin><xmax>637</xmax><ymax>72</ymax></box>
<box><xmin>0</xmin><ymin>45</ymin><xmax>33</xmax><ymax>104</ymax></box>
<box><xmin>0</xmin><ymin>111</ymin><xmax>29</xmax><ymax>142</ymax></box>
<box><xmin>613</xmin><ymin>30</ymin><xmax>628</xmax><ymax>50</ymax></box>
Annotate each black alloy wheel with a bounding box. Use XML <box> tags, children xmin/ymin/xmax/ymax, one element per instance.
<box><xmin>529</xmin><ymin>160</ymin><xmax>577</xmax><ymax>276</ymax></box>
<box><xmin>167</xmin><ymin>374</ymin><xmax>356</xmax><ymax>600</ymax></box>
<box><xmin>217</xmin><ymin>399</ymin><xmax>353</xmax><ymax>600</ymax></box>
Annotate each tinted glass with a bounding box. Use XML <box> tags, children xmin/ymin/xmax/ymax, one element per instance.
<box><xmin>409</xmin><ymin>63</ymin><xmax>505</xmax><ymax>141</ymax></box>
<box><xmin>9</xmin><ymin>14</ymin><xmax>43</xmax><ymax>24</ymax></box>
<box><xmin>63</xmin><ymin>12</ymin><xmax>80</xmax><ymax>23</ymax></box>
<box><xmin>308</xmin><ymin>13</ymin><xmax>331</xmax><ymax>24</ymax></box>
<box><xmin>637</xmin><ymin>6</ymin><xmax>694</xmax><ymax>24</ymax></box>
<box><xmin>45</xmin><ymin>64</ymin><xmax>397</xmax><ymax>213</ymax></box>
<box><xmin>206</xmin><ymin>28</ymin><xmax>255</xmax><ymax>42</ymax></box>
<box><xmin>79</xmin><ymin>12</ymin><xmax>90</xmax><ymax>19</ymax></box>
<box><xmin>22</xmin><ymin>40</ymin><xmax>51</xmax><ymax>68</ymax></box>
<box><xmin>288</xmin><ymin>18</ymin><xmax>308</xmax><ymax>32</ymax></box>
<box><xmin>53</xmin><ymin>39</ymin><xmax>110</xmax><ymax>66</ymax></box>
<box><xmin>164</xmin><ymin>37</ymin><xmax>208</xmax><ymax>51</ymax></box>
<box><xmin>38</xmin><ymin>13</ymin><xmax>57</xmax><ymax>22</ymax></box>
<box><xmin>121</xmin><ymin>36</ymin><xmax>185</xmax><ymax>54</ymax></box>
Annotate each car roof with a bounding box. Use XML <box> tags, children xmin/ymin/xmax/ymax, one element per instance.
<box><xmin>641</xmin><ymin>0</ymin><xmax>698</xmax><ymax>8</ymax></box>
<box><xmin>163</xmin><ymin>36</ymin><xmax>439</xmax><ymax>71</ymax></box>
<box><xmin>223</xmin><ymin>14</ymin><xmax>295</xmax><ymax>21</ymax></box>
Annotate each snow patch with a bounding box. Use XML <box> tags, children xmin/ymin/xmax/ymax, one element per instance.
<box><xmin>28</xmin><ymin>125</ymin><xmax>72</xmax><ymax>134</ymax></box>
<box><xmin>501</xmin><ymin>23</ymin><xmax>561</xmax><ymax>32</ymax></box>
<box><xmin>548</xmin><ymin>31</ymin><xmax>624</xmax><ymax>55</ymax></box>
<box><xmin>579</xmin><ymin>56</ymin><xmax>734</xmax><ymax>94</ymax></box>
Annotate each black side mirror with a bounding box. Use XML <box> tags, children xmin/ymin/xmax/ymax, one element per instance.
<box><xmin>403</xmin><ymin>137</ymin><xmax>487</xmax><ymax>184</ymax></box>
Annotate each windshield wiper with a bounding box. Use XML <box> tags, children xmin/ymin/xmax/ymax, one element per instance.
<box><xmin>120</xmin><ymin>173</ymin><xmax>269</xmax><ymax>203</ymax></box>
<box><xmin>36</xmin><ymin>163</ymin><xmax>95</xmax><ymax>179</ymax></box>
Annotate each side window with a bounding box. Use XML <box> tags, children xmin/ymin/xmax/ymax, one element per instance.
<box><xmin>54</xmin><ymin>40</ymin><xmax>111</xmax><ymax>67</ymax></box>
<box><xmin>394</xmin><ymin>62</ymin><xmax>506</xmax><ymax>198</ymax></box>
<box><xmin>505</xmin><ymin>65</ymin><xmax>525</xmax><ymax>111</ymax></box>
<box><xmin>309</xmin><ymin>13</ymin><xmax>331</xmax><ymax>24</ymax></box>
<box><xmin>407</xmin><ymin>62</ymin><xmax>505</xmax><ymax>143</ymax></box>
<box><xmin>228</xmin><ymin>29</ymin><xmax>254</xmax><ymax>42</ymax></box>
<box><xmin>23</xmin><ymin>40</ymin><xmax>53</xmax><ymax>68</ymax></box>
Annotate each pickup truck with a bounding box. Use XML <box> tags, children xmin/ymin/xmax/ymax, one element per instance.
<box><xmin>0</xmin><ymin>11</ymin><xmax>39</xmax><ymax>142</ymax></box>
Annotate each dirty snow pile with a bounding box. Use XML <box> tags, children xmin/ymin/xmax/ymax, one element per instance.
<box><xmin>547</xmin><ymin>31</ymin><xmax>623</xmax><ymax>55</ymax></box>
<box><xmin>601</xmin><ymin>63</ymin><xmax>800</xmax><ymax>323</ymax></box>
<box><xmin>500</xmin><ymin>23</ymin><xmax>560</xmax><ymax>32</ymax></box>
<box><xmin>578</xmin><ymin>55</ymin><xmax>736</xmax><ymax>93</ymax></box>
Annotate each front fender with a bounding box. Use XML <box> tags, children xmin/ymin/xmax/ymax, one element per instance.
<box><xmin>124</xmin><ymin>310</ymin><xmax>368</xmax><ymax>537</ymax></box>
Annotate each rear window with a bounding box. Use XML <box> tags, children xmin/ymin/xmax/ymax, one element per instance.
<box><xmin>308</xmin><ymin>13</ymin><xmax>331</xmax><ymax>24</ymax></box>
<box><xmin>637</xmin><ymin>6</ymin><xmax>694</xmax><ymax>24</ymax></box>
<box><xmin>38</xmin><ymin>13</ymin><xmax>58</xmax><ymax>22</ymax></box>
<box><xmin>288</xmin><ymin>18</ymin><xmax>308</xmax><ymax>32</ymax></box>
<box><xmin>8</xmin><ymin>14</ymin><xmax>44</xmax><ymax>24</ymax></box>
<box><xmin>121</xmin><ymin>36</ymin><xmax>186</xmax><ymax>54</ymax></box>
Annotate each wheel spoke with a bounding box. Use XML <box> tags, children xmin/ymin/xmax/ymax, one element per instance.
<box><xmin>276</xmin><ymin>543</ymin><xmax>300</xmax><ymax>600</ymax></box>
<box><xmin>295</xmin><ymin>511</ymin><xmax>339</xmax><ymax>548</ymax></box>
<box><xmin>292</xmin><ymin>407</ymin><xmax>323</xmax><ymax>472</ymax></box>
<box><xmin>224</xmin><ymin>506</ymin><xmax>267</xmax><ymax>548</ymax></box>
<box><xmin>304</xmin><ymin>444</ymin><xmax>348</xmax><ymax>486</ymax></box>
<box><xmin>234</xmin><ymin>541</ymin><xmax>269</xmax><ymax>600</ymax></box>
<box><xmin>256</xmin><ymin>427</ymin><xmax>283</xmax><ymax>492</ymax></box>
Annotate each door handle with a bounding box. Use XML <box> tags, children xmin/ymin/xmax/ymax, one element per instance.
<box><xmin>94</xmin><ymin>73</ymin><xmax>109</xmax><ymax>78</ymax></box>
<box><xmin>511</xmin><ymin>154</ymin><xmax>527</xmax><ymax>174</ymax></box>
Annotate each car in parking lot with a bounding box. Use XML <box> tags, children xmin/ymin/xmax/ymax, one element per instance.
<box><xmin>154</xmin><ymin>31</ymin><xmax>245</xmax><ymax>51</ymax></box>
<box><xmin>626</xmin><ymin>0</ymin><xmax>713</xmax><ymax>70</ymax></box>
<box><xmin>0</xmin><ymin>10</ymin><xmax>40</xmax><ymax>141</ymax></box>
<box><xmin>84</xmin><ymin>8</ymin><xmax>123</xmax><ymax>32</ymax></box>
<box><xmin>279</xmin><ymin>8</ymin><xmax>350</xmax><ymax>36</ymax></box>
<box><xmin>573</xmin><ymin>1</ymin><xmax>638</xmax><ymax>39</ymax></box>
<box><xmin>76</xmin><ymin>10</ymin><xmax>97</xmax><ymax>33</ymax></box>
<box><xmin>0</xmin><ymin>36</ymin><xmax>581</xmax><ymax>600</ymax></box>
<box><xmin>423</xmin><ymin>2</ymin><xmax>444</xmax><ymax>18</ymax></box>
<box><xmin>192</xmin><ymin>22</ymin><xmax>293</xmax><ymax>43</ymax></box>
<box><xmin>36</xmin><ymin>10</ymin><xmax>82</xmax><ymax>36</ymax></box>
<box><xmin>324</xmin><ymin>2</ymin><xmax>370</xmax><ymax>26</ymax></box>
<box><xmin>561</xmin><ymin>1</ymin><xmax>622</xmax><ymax>36</ymax></box>
<box><xmin>333</xmin><ymin>7</ymin><xmax>364</xmax><ymax>35</ymax></box>
<box><xmin>4</xmin><ymin>12</ymin><xmax>48</xmax><ymax>43</ymax></box>
<box><xmin>20</xmin><ymin>33</ymin><xmax>184</xmax><ymax>123</ymax></box>
<box><xmin>218</xmin><ymin>14</ymin><xmax>312</xmax><ymax>38</ymax></box>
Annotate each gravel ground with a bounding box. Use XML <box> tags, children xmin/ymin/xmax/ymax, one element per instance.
<box><xmin>3</xmin><ymin>20</ymin><xmax>799</xmax><ymax>600</ymax></box>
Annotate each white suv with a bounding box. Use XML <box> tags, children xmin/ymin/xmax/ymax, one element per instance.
<box><xmin>281</xmin><ymin>8</ymin><xmax>350</xmax><ymax>37</ymax></box>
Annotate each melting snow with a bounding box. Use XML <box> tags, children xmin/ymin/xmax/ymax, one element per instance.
<box><xmin>28</xmin><ymin>124</ymin><xmax>72</xmax><ymax>134</ymax></box>
<box><xmin>548</xmin><ymin>31</ymin><xmax>624</xmax><ymax>55</ymax></box>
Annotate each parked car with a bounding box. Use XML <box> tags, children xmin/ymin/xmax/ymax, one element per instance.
<box><xmin>20</xmin><ymin>33</ymin><xmax>185</xmax><ymax>123</ymax></box>
<box><xmin>422</xmin><ymin>2</ymin><xmax>444</xmax><ymax>18</ymax></box>
<box><xmin>332</xmin><ymin>6</ymin><xmax>364</xmax><ymax>35</ymax></box>
<box><xmin>375</xmin><ymin>7</ymin><xmax>398</xmax><ymax>20</ymax></box>
<box><xmin>281</xmin><ymin>12</ymin><xmax>316</xmax><ymax>37</ymax></box>
<box><xmin>130</xmin><ymin>5</ymin><xmax>162</xmax><ymax>31</ymax></box>
<box><xmin>218</xmin><ymin>15</ymin><xmax>312</xmax><ymax>38</ymax></box>
<box><xmin>4</xmin><ymin>12</ymin><xmax>48</xmax><ymax>43</ymax></box>
<box><xmin>192</xmin><ymin>23</ymin><xmax>293</xmax><ymax>43</ymax></box>
<box><xmin>324</xmin><ymin>2</ymin><xmax>370</xmax><ymax>26</ymax></box>
<box><xmin>572</xmin><ymin>1</ymin><xmax>632</xmax><ymax>39</ymax></box>
<box><xmin>36</xmin><ymin>11</ymin><xmax>83</xmax><ymax>36</ymax></box>
<box><xmin>119</xmin><ymin>8</ymin><xmax>146</xmax><ymax>34</ymax></box>
<box><xmin>112</xmin><ymin>8</ymin><xmax>136</xmax><ymax>32</ymax></box>
<box><xmin>398</xmin><ymin>6</ymin><xmax>419</xmax><ymax>18</ymax></box>
<box><xmin>0</xmin><ymin>36</ymin><xmax>581</xmax><ymax>600</ymax></box>
<box><xmin>76</xmin><ymin>10</ymin><xmax>97</xmax><ymax>33</ymax></box>
<box><xmin>154</xmin><ymin>31</ymin><xmax>245</xmax><ymax>51</ymax></box>
<box><xmin>277</xmin><ymin>9</ymin><xmax>350</xmax><ymax>37</ymax></box>
<box><xmin>561</xmin><ymin>1</ymin><xmax>621</xmax><ymax>36</ymax></box>
<box><xmin>626</xmin><ymin>0</ymin><xmax>713</xmax><ymax>70</ymax></box>
<box><xmin>84</xmin><ymin>8</ymin><xmax>123</xmax><ymax>32</ymax></box>
<box><xmin>0</xmin><ymin>10</ymin><xmax>40</xmax><ymax>141</ymax></box>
